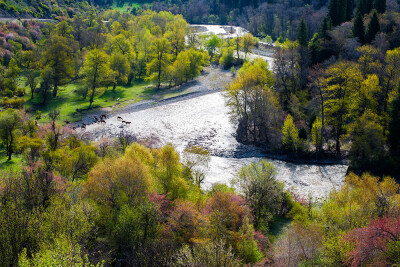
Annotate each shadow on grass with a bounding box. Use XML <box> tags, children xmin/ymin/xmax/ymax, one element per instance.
<box><xmin>269</xmin><ymin>216</ymin><xmax>292</xmax><ymax>237</ymax></box>
<box><xmin>0</xmin><ymin>150</ymin><xmax>22</xmax><ymax>170</ymax></box>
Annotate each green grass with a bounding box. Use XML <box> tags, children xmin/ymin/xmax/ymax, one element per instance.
<box><xmin>0</xmin><ymin>149</ymin><xmax>24</xmax><ymax>171</ymax></box>
<box><xmin>268</xmin><ymin>216</ymin><xmax>292</xmax><ymax>241</ymax></box>
<box><xmin>22</xmin><ymin>81</ymin><xmax>153</xmax><ymax>124</ymax></box>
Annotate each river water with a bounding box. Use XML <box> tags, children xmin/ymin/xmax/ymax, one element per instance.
<box><xmin>85</xmin><ymin>92</ymin><xmax>348</xmax><ymax>199</ymax></box>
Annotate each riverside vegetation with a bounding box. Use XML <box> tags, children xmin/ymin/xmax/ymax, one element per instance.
<box><xmin>2</xmin><ymin>0</ymin><xmax>400</xmax><ymax>266</ymax></box>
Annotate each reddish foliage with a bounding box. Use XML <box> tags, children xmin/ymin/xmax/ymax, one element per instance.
<box><xmin>148</xmin><ymin>192</ymin><xmax>171</xmax><ymax>219</ymax></box>
<box><xmin>254</xmin><ymin>230</ymin><xmax>271</xmax><ymax>254</ymax></box>
<box><xmin>345</xmin><ymin>217</ymin><xmax>400</xmax><ymax>266</ymax></box>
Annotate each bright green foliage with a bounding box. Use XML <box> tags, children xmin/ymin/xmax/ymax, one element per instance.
<box><xmin>323</xmin><ymin>61</ymin><xmax>362</xmax><ymax>155</ymax></box>
<box><xmin>146</xmin><ymin>37</ymin><xmax>171</xmax><ymax>89</ymax></box>
<box><xmin>349</xmin><ymin>110</ymin><xmax>386</xmax><ymax>172</ymax></box>
<box><xmin>42</xmin><ymin>35</ymin><xmax>76</xmax><ymax>98</ymax></box>
<box><xmin>80</xmin><ymin>49</ymin><xmax>110</xmax><ymax>107</ymax></box>
<box><xmin>219</xmin><ymin>47</ymin><xmax>235</xmax><ymax>69</ymax></box>
<box><xmin>0</xmin><ymin>109</ymin><xmax>22</xmax><ymax>160</ymax></box>
<box><xmin>204</xmin><ymin>34</ymin><xmax>221</xmax><ymax>59</ymax></box>
<box><xmin>311</xmin><ymin>117</ymin><xmax>323</xmax><ymax>152</ymax></box>
<box><xmin>56</xmin><ymin>144</ymin><xmax>99</xmax><ymax>181</ymax></box>
<box><xmin>113</xmin><ymin>202</ymin><xmax>160</xmax><ymax>253</ymax></box>
<box><xmin>282</xmin><ymin>114</ymin><xmax>299</xmax><ymax>152</ymax></box>
<box><xmin>233</xmin><ymin>160</ymin><xmax>290</xmax><ymax>227</ymax></box>
<box><xmin>238</xmin><ymin>216</ymin><xmax>263</xmax><ymax>263</ymax></box>
<box><xmin>18</xmin><ymin>237</ymin><xmax>103</xmax><ymax>267</ymax></box>
<box><xmin>110</xmin><ymin>53</ymin><xmax>129</xmax><ymax>92</ymax></box>
<box><xmin>241</xmin><ymin>33</ymin><xmax>257</xmax><ymax>60</ymax></box>
<box><xmin>154</xmin><ymin>144</ymin><xmax>189</xmax><ymax>200</ymax></box>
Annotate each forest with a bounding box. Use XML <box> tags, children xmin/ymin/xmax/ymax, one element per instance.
<box><xmin>1</xmin><ymin>0</ymin><xmax>400</xmax><ymax>266</ymax></box>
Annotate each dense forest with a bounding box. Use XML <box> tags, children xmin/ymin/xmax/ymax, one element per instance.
<box><xmin>2</xmin><ymin>0</ymin><xmax>400</xmax><ymax>266</ymax></box>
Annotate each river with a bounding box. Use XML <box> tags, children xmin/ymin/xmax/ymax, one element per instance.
<box><xmin>85</xmin><ymin>24</ymin><xmax>347</xmax><ymax>198</ymax></box>
<box><xmin>85</xmin><ymin>92</ymin><xmax>348</xmax><ymax>199</ymax></box>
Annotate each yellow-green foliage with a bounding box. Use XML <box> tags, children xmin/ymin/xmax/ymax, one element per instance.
<box><xmin>282</xmin><ymin>114</ymin><xmax>299</xmax><ymax>151</ymax></box>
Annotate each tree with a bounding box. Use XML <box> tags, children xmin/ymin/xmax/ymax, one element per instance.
<box><xmin>146</xmin><ymin>37</ymin><xmax>171</xmax><ymax>89</ymax></box>
<box><xmin>323</xmin><ymin>61</ymin><xmax>362</xmax><ymax>155</ymax></box>
<box><xmin>232</xmin><ymin>160</ymin><xmax>289</xmax><ymax>227</ymax></box>
<box><xmin>388</xmin><ymin>86</ymin><xmax>400</xmax><ymax>173</ymax></box>
<box><xmin>349</xmin><ymin>110</ymin><xmax>386</xmax><ymax>172</ymax></box>
<box><xmin>382</xmin><ymin>48</ymin><xmax>400</xmax><ymax>113</ymax></box>
<box><xmin>110</xmin><ymin>53</ymin><xmax>129</xmax><ymax>93</ymax></box>
<box><xmin>57</xmin><ymin>145</ymin><xmax>99</xmax><ymax>182</ymax></box>
<box><xmin>273</xmin><ymin>40</ymin><xmax>300</xmax><ymax>109</ymax></box>
<box><xmin>366</xmin><ymin>10</ymin><xmax>380</xmax><ymax>43</ymax></box>
<box><xmin>0</xmin><ymin>109</ymin><xmax>22</xmax><ymax>160</ymax></box>
<box><xmin>80</xmin><ymin>49</ymin><xmax>110</xmax><ymax>107</ymax></box>
<box><xmin>204</xmin><ymin>34</ymin><xmax>221</xmax><ymax>60</ymax></box>
<box><xmin>345</xmin><ymin>217</ymin><xmax>400</xmax><ymax>266</ymax></box>
<box><xmin>42</xmin><ymin>35</ymin><xmax>75</xmax><ymax>98</ymax></box>
<box><xmin>282</xmin><ymin>114</ymin><xmax>299</xmax><ymax>152</ymax></box>
<box><xmin>26</xmin><ymin>70</ymin><xmax>39</xmax><ymax>100</ymax></box>
<box><xmin>241</xmin><ymin>33</ymin><xmax>257</xmax><ymax>61</ymax></box>
<box><xmin>311</xmin><ymin>117</ymin><xmax>323</xmax><ymax>153</ymax></box>
<box><xmin>174</xmin><ymin>240</ymin><xmax>236</xmax><ymax>267</ymax></box>
<box><xmin>297</xmin><ymin>18</ymin><xmax>308</xmax><ymax>47</ymax></box>
<box><xmin>226</xmin><ymin>59</ymin><xmax>281</xmax><ymax>146</ymax></box>
<box><xmin>373</xmin><ymin>0</ymin><xmax>386</xmax><ymax>13</ymax></box>
<box><xmin>353</xmin><ymin>11</ymin><xmax>365</xmax><ymax>44</ymax></box>
<box><xmin>182</xmin><ymin>145</ymin><xmax>211</xmax><ymax>188</ymax></box>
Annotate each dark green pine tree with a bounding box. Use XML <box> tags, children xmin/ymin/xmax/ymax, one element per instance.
<box><xmin>373</xmin><ymin>0</ymin><xmax>386</xmax><ymax>13</ymax></box>
<box><xmin>345</xmin><ymin>0</ymin><xmax>354</xmax><ymax>21</ymax></box>
<box><xmin>319</xmin><ymin>16</ymin><xmax>332</xmax><ymax>39</ymax></box>
<box><xmin>329</xmin><ymin>0</ymin><xmax>352</xmax><ymax>26</ymax></box>
<box><xmin>297</xmin><ymin>18</ymin><xmax>309</xmax><ymax>46</ymax></box>
<box><xmin>357</xmin><ymin>0</ymin><xmax>373</xmax><ymax>15</ymax></box>
<box><xmin>329</xmin><ymin>0</ymin><xmax>340</xmax><ymax>26</ymax></box>
<box><xmin>366</xmin><ymin>10</ymin><xmax>380</xmax><ymax>43</ymax></box>
<box><xmin>353</xmin><ymin>11</ymin><xmax>365</xmax><ymax>43</ymax></box>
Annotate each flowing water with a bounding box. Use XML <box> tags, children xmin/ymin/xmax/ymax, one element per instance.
<box><xmin>85</xmin><ymin>92</ymin><xmax>348</xmax><ymax>199</ymax></box>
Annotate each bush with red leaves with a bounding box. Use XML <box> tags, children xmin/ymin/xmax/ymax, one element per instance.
<box><xmin>345</xmin><ymin>217</ymin><xmax>400</xmax><ymax>266</ymax></box>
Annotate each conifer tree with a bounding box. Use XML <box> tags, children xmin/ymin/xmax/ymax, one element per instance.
<box><xmin>366</xmin><ymin>10</ymin><xmax>380</xmax><ymax>43</ymax></box>
<box><xmin>319</xmin><ymin>17</ymin><xmax>332</xmax><ymax>39</ymax></box>
<box><xmin>329</xmin><ymin>0</ymin><xmax>341</xmax><ymax>26</ymax></box>
<box><xmin>373</xmin><ymin>0</ymin><xmax>386</xmax><ymax>13</ymax></box>
<box><xmin>353</xmin><ymin>11</ymin><xmax>365</xmax><ymax>44</ymax></box>
<box><xmin>345</xmin><ymin>0</ymin><xmax>354</xmax><ymax>21</ymax></box>
<box><xmin>297</xmin><ymin>18</ymin><xmax>308</xmax><ymax>47</ymax></box>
